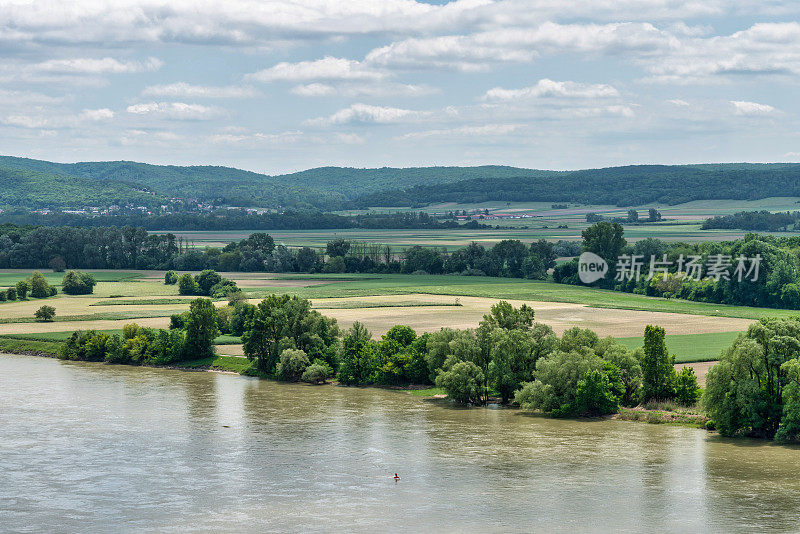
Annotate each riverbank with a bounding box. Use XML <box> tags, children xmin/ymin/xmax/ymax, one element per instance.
<box><xmin>0</xmin><ymin>339</ymin><xmax>713</xmax><ymax>432</ymax></box>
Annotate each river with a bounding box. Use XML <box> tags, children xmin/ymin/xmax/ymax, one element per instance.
<box><xmin>2</xmin><ymin>353</ymin><xmax>800</xmax><ymax>533</ymax></box>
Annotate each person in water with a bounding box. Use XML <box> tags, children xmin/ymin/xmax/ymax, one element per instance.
<box><xmin>393</xmin><ymin>473</ymin><xmax>400</xmax><ymax>480</ymax></box>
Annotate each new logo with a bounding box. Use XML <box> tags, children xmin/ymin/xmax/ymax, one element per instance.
<box><xmin>578</xmin><ymin>252</ymin><xmax>608</xmax><ymax>284</ymax></box>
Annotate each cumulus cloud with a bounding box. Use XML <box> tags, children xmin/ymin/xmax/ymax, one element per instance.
<box><xmin>483</xmin><ymin>79</ymin><xmax>619</xmax><ymax>101</ymax></box>
<box><xmin>34</xmin><ymin>57</ymin><xmax>162</xmax><ymax>74</ymax></box>
<box><xmin>207</xmin><ymin>130</ymin><xmax>302</xmax><ymax>145</ymax></box>
<box><xmin>81</xmin><ymin>108</ymin><xmax>115</xmax><ymax>121</ymax></box>
<box><xmin>305</xmin><ymin>103</ymin><xmax>425</xmax><ymax>126</ymax></box>
<box><xmin>397</xmin><ymin>123</ymin><xmax>521</xmax><ymax>140</ymax></box>
<box><xmin>247</xmin><ymin>57</ymin><xmax>386</xmax><ymax>82</ymax></box>
<box><xmin>126</xmin><ymin>102</ymin><xmax>224</xmax><ymax>120</ymax></box>
<box><xmin>731</xmin><ymin>100</ymin><xmax>776</xmax><ymax>115</ymax></box>
<box><xmin>291</xmin><ymin>82</ymin><xmax>438</xmax><ymax>98</ymax></box>
<box><xmin>142</xmin><ymin>82</ymin><xmax>260</xmax><ymax>98</ymax></box>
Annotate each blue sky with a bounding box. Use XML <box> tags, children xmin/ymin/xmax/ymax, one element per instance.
<box><xmin>1</xmin><ymin>0</ymin><xmax>799</xmax><ymax>174</ymax></box>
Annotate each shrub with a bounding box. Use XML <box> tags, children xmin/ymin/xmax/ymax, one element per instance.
<box><xmin>61</xmin><ymin>270</ymin><xmax>96</xmax><ymax>295</ymax></box>
<box><xmin>34</xmin><ymin>305</ymin><xmax>56</xmax><ymax>322</ymax></box>
<box><xmin>195</xmin><ymin>269</ymin><xmax>222</xmax><ymax>296</ymax></box>
<box><xmin>6</xmin><ymin>287</ymin><xmax>16</xmax><ymax>300</ymax></box>
<box><xmin>302</xmin><ymin>360</ymin><xmax>333</xmax><ymax>384</ymax></box>
<box><xmin>276</xmin><ymin>348</ymin><xmax>311</xmax><ymax>381</ymax></box>
<box><xmin>0</xmin><ymin>290</ymin><xmax>6</xmax><ymax>302</ymax></box>
<box><xmin>675</xmin><ymin>366</ymin><xmax>701</xmax><ymax>406</ymax></box>
<box><xmin>169</xmin><ymin>313</ymin><xmax>187</xmax><ymax>330</ymax></box>
<box><xmin>164</xmin><ymin>270</ymin><xmax>178</xmax><ymax>285</ymax></box>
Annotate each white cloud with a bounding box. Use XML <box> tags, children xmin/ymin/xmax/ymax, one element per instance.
<box><xmin>81</xmin><ymin>108</ymin><xmax>115</xmax><ymax>121</ymax></box>
<box><xmin>483</xmin><ymin>79</ymin><xmax>619</xmax><ymax>101</ymax></box>
<box><xmin>667</xmin><ymin>99</ymin><xmax>691</xmax><ymax>106</ymax></box>
<box><xmin>247</xmin><ymin>57</ymin><xmax>386</xmax><ymax>82</ymax></box>
<box><xmin>142</xmin><ymin>82</ymin><xmax>260</xmax><ymax>98</ymax></box>
<box><xmin>365</xmin><ymin>22</ymin><xmax>672</xmax><ymax>71</ymax></box>
<box><xmin>731</xmin><ymin>100</ymin><xmax>776</xmax><ymax>115</ymax></box>
<box><xmin>397</xmin><ymin>123</ymin><xmax>521</xmax><ymax>140</ymax></box>
<box><xmin>34</xmin><ymin>57</ymin><xmax>162</xmax><ymax>74</ymax></box>
<box><xmin>126</xmin><ymin>102</ymin><xmax>224</xmax><ymax>120</ymax></box>
<box><xmin>291</xmin><ymin>82</ymin><xmax>438</xmax><ymax>98</ymax></box>
<box><xmin>305</xmin><ymin>103</ymin><xmax>425</xmax><ymax>126</ymax></box>
<box><xmin>207</xmin><ymin>130</ymin><xmax>302</xmax><ymax>145</ymax></box>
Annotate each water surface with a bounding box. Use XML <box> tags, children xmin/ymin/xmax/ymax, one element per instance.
<box><xmin>2</xmin><ymin>354</ymin><xmax>799</xmax><ymax>533</ymax></box>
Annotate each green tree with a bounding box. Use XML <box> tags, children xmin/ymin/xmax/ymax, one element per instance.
<box><xmin>61</xmin><ymin>270</ymin><xmax>96</xmax><ymax>295</ymax></box>
<box><xmin>337</xmin><ymin>322</ymin><xmax>376</xmax><ymax>385</ymax></box>
<box><xmin>640</xmin><ymin>325</ymin><xmax>676</xmax><ymax>401</ymax></box>
<box><xmin>276</xmin><ymin>348</ymin><xmax>311</xmax><ymax>381</ymax></box>
<box><xmin>572</xmin><ymin>369</ymin><xmax>619</xmax><ymax>416</ymax></box>
<box><xmin>15</xmin><ymin>280</ymin><xmax>29</xmax><ymax>299</ymax></box>
<box><xmin>34</xmin><ymin>304</ymin><xmax>55</xmax><ymax>322</ymax></box>
<box><xmin>581</xmin><ymin>222</ymin><xmax>626</xmax><ymax>284</ymax></box>
<box><xmin>488</xmin><ymin>329</ymin><xmax>538</xmax><ymax>404</ymax></box>
<box><xmin>184</xmin><ymin>298</ymin><xmax>220</xmax><ymax>359</ymax></box>
<box><xmin>164</xmin><ymin>270</ymin><xmax>178</xmax><ymax>284</ymax></box>
<box><xmin>302</xmin><ymin>360</ymin><xmax>333</xmax><ymax>384</ymax></box>
<box><xmin>195</xmin><ymin>269</ymin><xmax>222</xmax><ymax>296</ymax></box>
<box><xmin>243</xmin><ymin>294</ymin><xmax>338</xmax><ymax>374</ymax></box>
<box><xmin>435</xmin><ymin>359</ymin><xmax>485</xmax><ymax>405</ymax></box>
<box><xmin>326</xmin><ymin>238</ymin><xmax>351</xmax><ymax>257</ymax></box>
<box><xmin>5</xmin><ymin>287</ymin><xmax>16</xmax><ymax>300</ymax></box>
<box><xmin>29</xmin><ymin>271</ymin><xmax>52</xmax><ymax>298</ymax></box>
<box><xmin>675</xmin><ymin>366</ymin><xmax>701</xmax><ymax>406</ymax></box>
<box><xmin>177</xmin><ymin>273</ymin><xmax>199</xmax><ymax>295</ymax></box>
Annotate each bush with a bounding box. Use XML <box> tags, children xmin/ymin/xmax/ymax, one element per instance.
<box><xmin>302</xmin><ymin>360</ymin><xmax>333</xmax><ymax>384</ymax></box>
<box><xmin>169</xmin><ymin>313</ymin><xmax>187</xmax><ymax>330</ymax></box>
<box><xmin>61</xmin><ymin>270</ymin><xmax>96</xmax><ymax>295</ymax></box>
<box><xmin>0</xmin><ymin>290</ymin><xmax>6</xmax><ymax>302</ymax></box>
<box><xmin>195</xmin><ymin>269</ymin><xmax>222</xmax><ymax>296</ymax></box>
<box><xmin>675</xmin><ymin>366</ymin><xmax>701</xmax><ymax>406</ymax></box>
<box><xmin>5</xmin><ymin>287</ymin><xmax>16</xmax><ymax>300</ymax></box>
<box><xmin>276</xmin><ymin>348</ymin><xmax>311</xmax><ymax>381</ymax></box>
<box><xmin>177</xmin><ymin>273</ymin><xmax>199</xmax><ymax>295</ymax></box>
<box><xmin>34</xmin><ymin>305</ymin><xmax>56</xmax><ymax>322</ymax></box>
<box><xmin>164</xmin><ymin>270</ymin><xmax>178</xmax><ymax>285</ymax></box>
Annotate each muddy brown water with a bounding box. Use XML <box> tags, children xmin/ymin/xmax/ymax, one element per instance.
<box><xmin>2</xmin><ymin>353</ymin><xmax>799</xmax><ymax>533</ymax></box>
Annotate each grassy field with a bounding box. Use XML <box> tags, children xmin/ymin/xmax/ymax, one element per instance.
<box><xmin>616</xmin><ymin>331</ymin><xmax>741</xmax><ymax>363</ymax></box>
<box><xmin>153</xmin><ymin>196</ymin><xmax>800</xmax><ymax>250</ymax></box>
<box><xmin>0</xmin><ymin>269</ymin><xmax>772</xmax><ymax>364</ymax></box>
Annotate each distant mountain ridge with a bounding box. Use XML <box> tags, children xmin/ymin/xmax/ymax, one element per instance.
<box><xmin>1</xmin><ymin>155</ymin><xmax>799</xmax><ymax>210</ymax></box>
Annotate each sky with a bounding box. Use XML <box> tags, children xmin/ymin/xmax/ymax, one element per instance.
<box><xmin>1</xmin><ymin>0</ymin><xmax>800</xmax><ymax>175</ymax></box>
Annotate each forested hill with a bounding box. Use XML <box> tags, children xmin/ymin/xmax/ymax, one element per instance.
<box><xmin>0</xmin><ymin>156</ymin><xmax>533</xmax><ymax>210</ymax></box>
<box><xmin>2</xmin><ymin>155</ymin><xmax>800</xmax><ymax>210</ymax></box>
<box><xmin>354</xmin><ymin>164</ymin><xmax>800</xmax><ymax>207</ymax></box>
<box><xmin>0</xmin><ymin>165</ymin><xmax>168</xmax><ymax>209</ymax></box>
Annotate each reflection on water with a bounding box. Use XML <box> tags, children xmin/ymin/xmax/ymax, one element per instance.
<box><xmin>2</xmin><ymin>353</ymin><xmax>800</xmax><ymax>533</ymax></box>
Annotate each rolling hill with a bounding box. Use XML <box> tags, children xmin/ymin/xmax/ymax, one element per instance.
<box><xmin>1</xmin><ymin>155</ymin><xmax>800</xmax><ymax>211</ymax></box>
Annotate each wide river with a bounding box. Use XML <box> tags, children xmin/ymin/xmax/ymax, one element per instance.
<box><xmin>2</xmin><ymin>354</ymin><xmax>800</xmax><ymax>533</ymax></box>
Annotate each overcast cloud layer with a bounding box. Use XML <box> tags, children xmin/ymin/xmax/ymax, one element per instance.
<box><xmin>1</xmin><ymin>0</ymin><xmax>799</xmax><ymax>173</ymax></box>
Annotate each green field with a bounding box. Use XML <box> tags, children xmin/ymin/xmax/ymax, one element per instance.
<box><xmin>616</xmin><ymin>331</ymin><xmax>742</xmax><ymax>363</ymax></box>
<box><xmin>154</xmin><ymin>196</ymin><xmax>800</xmax><ymax>250</ymax></box>
<box><xmin>0</xmin><ymin>270</ymin><xmax>143</xmax><ymax>288</ymax></box>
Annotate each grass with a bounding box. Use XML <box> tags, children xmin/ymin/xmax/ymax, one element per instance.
<box><xmin>0</xmin><ymin>337</ymin><xmax>63</xmax><ymax>356</ymax></box>
<box><xmin>616</xmin><ymin>331</ymin><xmax>740</xmax><ymax>363</ymax></box>
<box><xmin>0</xmin><ymin>310</ymin><xmax>185</xmax><ymax>324</ymax></box>
<box><xmin>246</xmin><ymin>273</ymin><xmax>798</xmax><ymax>320</ymax></box>
<box><xmin>91</xmin><ymin>298</ymin><xmax>196</xmax><ymax>306</ymax></box>
<box><xmin>0</xmin><ymin>270</ymin><xmax>142</xmax><ymax>287</ymax></box>
<box><xmin>314</xmin><ymin>300</ymin><xmax>462</xmax><ymax>309</ymax></box>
